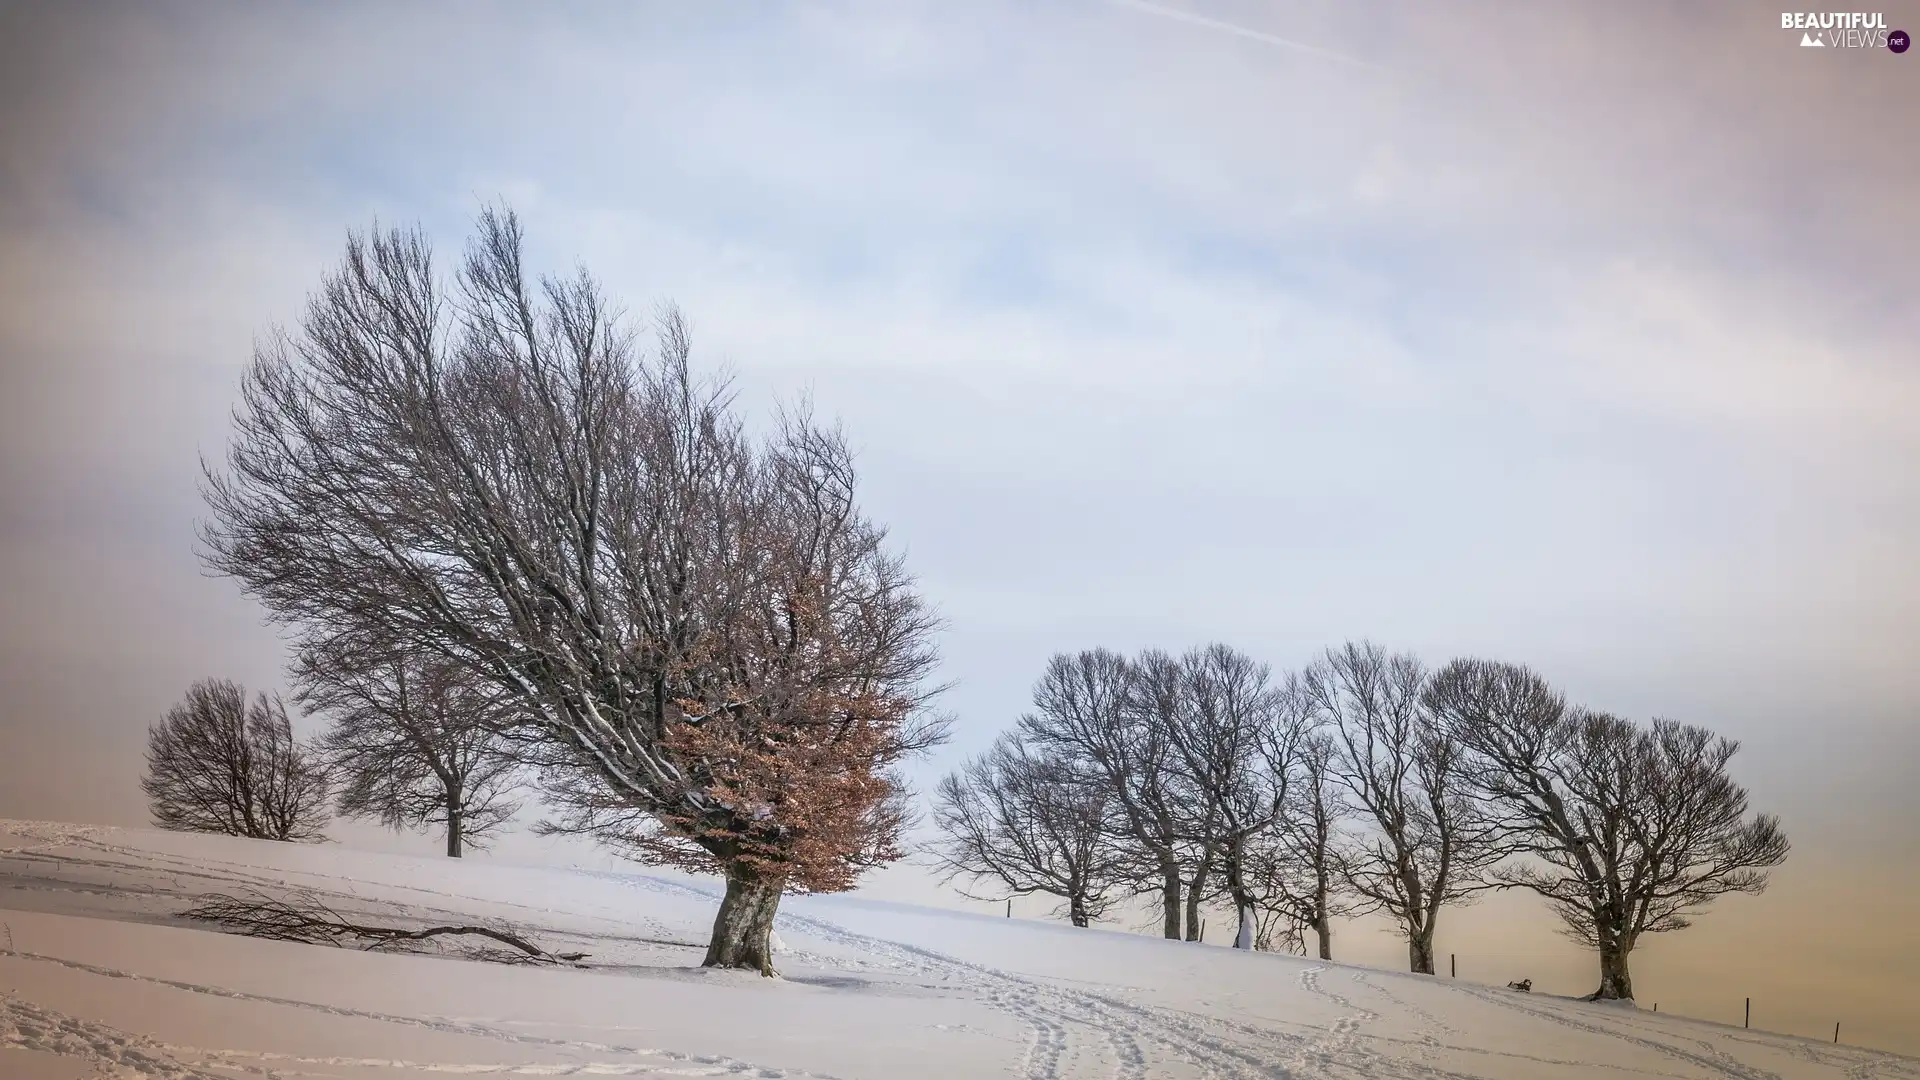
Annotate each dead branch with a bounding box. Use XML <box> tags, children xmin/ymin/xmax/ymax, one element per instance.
<box><xmin>179</xmin><ymin>890</ymin><xmax>587</xmax><ymax>964</ymax></box>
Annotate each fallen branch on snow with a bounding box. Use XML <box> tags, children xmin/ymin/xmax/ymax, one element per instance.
<box><xmin>179</xmin><ymin>889</ymin><xmax>589</xmax><ymax>965</ymax></box>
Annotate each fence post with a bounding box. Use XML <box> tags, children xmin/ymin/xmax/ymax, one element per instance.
<box><xmin>1652</xmin><ymin>1003</ymin><xmax>1658</xmax><ymax>1012</ymax></box>
<box><xmin>1450</xmin><ymin>953</ymin><xmax>1456</xmax><ymax>978</ymax></box>
<box><xmin>1006</xmin><ymin>899</ymin><xmax>1011</xmax><ymax>918</ymax></box>
<box><xmin>1745</xmin><ymin>998</ymin><xmax>1750</xmax><ymax>1029</ymax></box>
<box><xmin>1834</xmin><ymin>1021</ymin><xmax>1840</xmax><ymax>1044</ymax></box>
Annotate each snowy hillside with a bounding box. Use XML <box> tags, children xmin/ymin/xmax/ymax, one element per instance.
<box><xmin>1</xmin><ymin>820</ymin><xmax>1910</xmax><ymax>1080</ymax></box>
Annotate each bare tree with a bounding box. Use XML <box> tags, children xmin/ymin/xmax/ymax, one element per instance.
<box><xmin>142</xmin><ymin>679</ymin><xmax>330</xmax><ymax>842</ymax></box>
<box><xmin>1123</xmin><ymin>649</ymin><xmax>1220</xmax><ymax>941</ymax></box>
<box><xmin>1302</xmin><ymin>642</ymin><xmax>1503</xmax><ymax>974</ymax></box>
<box><xmin>297</xmin><ymin>641</ymin><xmax>523</xmax><ymax>857</ymax></box>
<box><xmin>201</xmin><ymin>210</ymin><xmax>944</xmax><ymax>975</ymax></box>
<box><xmin>1243</xmin><ymin>727</ymin><xmax>1366</xmax><ymax>960</ymax></box>
<box><xmin>1162</xmin><ymin>644</ymin><xmax>1299</xmax><ymax>951</ymax></box>
<box><xmin>1426</xmin><ymin>658</ymin><xmax>1790</xmax><ymax>1001</ymax></box>
<box><xmin>1239</xmin><ymin>814</ymin><xmax>1315</xmax><ymax>955</ymax></box>
<box><xmin>1015</xmin><ymin>650</ymin><xmax>1208</xmax><ymax>940</ymax></box>
<box><xmin>932</xmin><ymin>734</ymin><xmax>1125</xmax><ymax>927</ymax></box>
<box><xmin>1247</xmin><ymin>897</ymin><xmax>1303</xmax><ymax>953</ymax></box>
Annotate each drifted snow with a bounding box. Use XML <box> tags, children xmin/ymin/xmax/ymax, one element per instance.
<box><xmin>0</xmin><ymin>819</ymin><xmax>1910</xmax><ymax>1079</ymax></box>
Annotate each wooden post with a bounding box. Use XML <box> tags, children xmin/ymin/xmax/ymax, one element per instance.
<box><xmin>1834</xmin><ymin>1021</ymin><xmax>1840</xmax><ymax>1044</ymax></box>
<box><xmin>1200</xmin><ymin>919</ymin><xmax>1207</xmax><ymax>943</ymax></box>
<box><xmin>1450</xmin><ymin>953</ymin><xmax>1456</xmax><ymax>978</ymax></box>
<box><xmin>1652</xmin><ymin>1003</ymin><xmax>1658</xmax><ymax>1012</ymax></box>
<box><xmin>1745</xmin><ymin>998</ymin><xmax>1750</xmax><ymax>1029</ymax></box>
<box><xmin>1006</xmin><ymin>899</ymin><xmax>1011</xmax><ymax>918</ymax></box>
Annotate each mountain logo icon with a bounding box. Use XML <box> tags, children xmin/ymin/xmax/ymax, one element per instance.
<box><xmin>1800</xmin><ymin>31</ymin><xmax>1825</xmax><ymax>46</ymax></box>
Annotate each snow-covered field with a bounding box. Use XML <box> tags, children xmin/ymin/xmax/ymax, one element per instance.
<box><xmin>1</xmin><ymin>820</ymin><xmax>1911</xmax><ymax>1080</ymax></box>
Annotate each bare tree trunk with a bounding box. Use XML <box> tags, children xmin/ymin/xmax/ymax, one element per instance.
<box><xmin>445</xmin><ymin>784</ymin><xmax>463</xmax><ymax>858</ymax></box>
<box><xmin>705</xmin><ymin>864</ymin><xmax>785</xmax><ymax>976</ymax></box>
<box><xmin>1409</xmin><ymin>928</ymin><xmax>1436</xmax><ymax>975</ymax></box>
<box><xmin>1183</xmin><ymin>855</ymin><xmax>1211</xmax><ymax>941</ymax></box>
<box><xmin>1222</xmin><ymin>843</ymin><xmax>1255</xmax><ymax>951</ymax></box>
<box><xmin>1159</xmin><ymin>859</ymin><xmax>1182</xmax><ymax>940</ymax></box>
<box><xmin>1592</xmin><ymin>934</ymin><xmax>1635</xmax><ymax>1000</ymax></box>
<box><xmin>1312</xmin><ymin>876</ymin><xmax>1333</xmax><ymax>960</ymax></box>
<box><xmin>1069</xmin><ymin>890</ymin><xmax>1091</xmax><ymax>928</ymax></box>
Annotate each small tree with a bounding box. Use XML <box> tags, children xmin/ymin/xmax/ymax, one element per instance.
<box><xmin>1426</xmin><ymin>658</ymin><xmax>1790</xmax><ymax>1001</ymax></box>
<box><xmin>932</xmin><ymin>734</ymin><xmax>1125</xmax><ymax>927</ymax></box>
<box><xmin>298</xmin><ymin>642</ymin><xmax>523</xmax><ymax>857</ymax></box>
<box><xmin>1244</xmin><ymin>727</ymin><xmax>1367</xmax><ymax>960</ymax></box>
<box><xmin>1303</xmin><ymin>642</ymin><xmax>1504</xmax><ymax>974</ymax></box>
<box><xmin>142</xmin><ymin>679</ymin><xmax>330</xmax><ymax>841</ymax></box>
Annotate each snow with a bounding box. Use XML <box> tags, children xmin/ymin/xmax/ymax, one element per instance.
<box><xmin>1</xmin><ymin>820</ymin><xmax>1913</xmax><ymax>1079</ymax></box>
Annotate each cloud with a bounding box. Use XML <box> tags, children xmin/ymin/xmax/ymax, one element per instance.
<box><xmin>1512</xmin><ymin>258</ymin><xmax>1920</xmax><ymax>438</ymax></box>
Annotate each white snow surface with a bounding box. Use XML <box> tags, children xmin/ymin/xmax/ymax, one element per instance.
<box><xmin>0</xmin><ymin>820</ymin><xmax>1912</xmax><ymax>1079</ymax></box>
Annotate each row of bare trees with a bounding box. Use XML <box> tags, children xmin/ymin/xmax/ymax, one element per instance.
<box><xmin>932</xmin><ymin>642</ymin><xmax>1788</xmax><ymax>1001</ymax></box>
<box><xmin>160</xmin><ymin>208</ymin><xmax>947</xmax><ymax>975</ymax></box>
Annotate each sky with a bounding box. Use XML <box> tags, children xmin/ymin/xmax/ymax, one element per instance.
<box><xmin>2</xmin><ymin>0</ymin><xmax>1917</xmax><ymax>1054</ymax></box>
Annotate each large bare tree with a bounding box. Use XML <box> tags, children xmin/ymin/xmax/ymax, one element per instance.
<box><xmin>1163</xmin><ymin>644</ymin><xmax>1299</xmax><ymax>951</ymax></box>
<box><xmin>201</xmin><ymin>210</ymin><xmax>944</xmax><ymax>975</ymax></box>
<box><xmin>1015</xmin><ymin>650</ymin><xmax>1208</xmax><ymax>940</ymax></box>
<box><xmin>142</xmin><ymin>679</ymin><xmax>331</xmax><ymax>842</ymax></box>
<box><xmin>931</xmin><ymin>734</ymin><xmax>1126</xmax><ymax>927</ymax></box>
<box><xmin>1425</xmin><ymin>659</ymin><xmax>1790</xmax><ymax>1000</ymax></box>
<box><xmin>297</xmin><ymin>642</ymin><xmax>523</xmax><ymax>857</ymax></box>
<box><xmin>1302</xmin><ymin>641</ymin><xmax>1504</xmax><ymax>974</ymax></box>
<box><xmin>1123</xmin><ymin>649</ymin><xmax>1221</xmax><ymax>941</ymax></box>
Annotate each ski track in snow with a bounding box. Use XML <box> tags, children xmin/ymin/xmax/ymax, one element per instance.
<box><xmin>1358</xmin><ymin>978</ymin><xmax>1711</xmax><ymax>1079</ymax></box>
<box><xmin>0</xmin><ymin>961</ymin><xmax>845</xmax><ymax>1079</ymax></box>
<box><xmin>1</xmin><ymin>996</ymin><xmax>828</xmax><ymax>1078</ymax></box>
<box><xmin>594</xmin><ymin>872</ymin><xmax>1619</xmax><ymax>1080</ymax></box>
<box><xmin>1597</xmin><ymin>1009</ymin><xmax>1920</xmax><ymax>1080</ymax></box>
<box><xmin>1</xmin><ymin>949</ymin><xmax>840</xmax><ymax>1076</ymax></box>
<box><xmin>1451</xmin><ymin>983</ymin><xmax>1794</xmax><ymax>1080</ymax></box>
<box><xmin>1</xmin><ymin>992</ymin><xmax>238</xmax><ymax>1080</ymax></box>
<box><xmin>1344</xmin><ymin>971</ymin><xmax>1443</xmax><ymax>1062</ymax></box>
<box><xmin>4</xmin><ymin>823</ymin><xmax>1917</xmax><ymax>1079</ymax></box>
<box><xmin>590</xmin><ymin>869</ymin><xmax>1322</xmax><ymax>1079</ymax></box>
<box><xmin>1290</xmin><ymin>964</ymin><xmax>1373</xmax><ymax>1074</ymax></box>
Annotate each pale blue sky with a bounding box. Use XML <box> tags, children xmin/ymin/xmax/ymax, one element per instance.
<box><xmin>4</xmin><ymin>0</ymin><xmax>1916</xmax><ymax>822</ymax></box>
<box><xmin>2</xmin><ymin>0</ymin><xmax>1917</xmax><ymax>1042</ymax></box>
